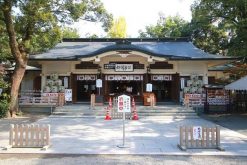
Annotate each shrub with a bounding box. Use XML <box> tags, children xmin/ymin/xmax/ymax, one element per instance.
<box><xmin>0</xmin><ymin>71</ymin><xmax>10</xmax><ymax>118</ymax></box>
<box><xmin>0</xmin><ymin>99</ymin><xmax>9</xmax><ymax>118</ymax></box>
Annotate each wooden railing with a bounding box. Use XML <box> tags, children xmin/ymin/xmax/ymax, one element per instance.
<box><xmin>178</xmin><ymin>126</ymin><xmax>224</xmax><ymax>151</ymax></box>
<box><xmin>6</xmin><ymin>124</ymin><xmax>50</xmax><ymax>150</ymax></box>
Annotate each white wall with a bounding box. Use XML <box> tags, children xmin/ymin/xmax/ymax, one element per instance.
<box><xmin>178</xmin><ymin>61</ymin><xmax>208</xmax><ymax>84</ymax></box>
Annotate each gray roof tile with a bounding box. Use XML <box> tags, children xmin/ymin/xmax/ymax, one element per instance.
<box><xmin>29</xmin><ymin>38</ymin><xmax>235</xmax><ymax>60</ymax></box>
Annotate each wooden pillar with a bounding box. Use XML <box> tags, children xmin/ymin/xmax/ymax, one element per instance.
<box><xmin>171</xmin><ymin>73</ymin><xmax>180</xmax><ymax>103</ymax></box>
<box><xmin>104</xmin><ymin>74</ymin><xmax>108</xmax><ymax>102</ymax></box>
<box><xmin>71</xmin><ymin>74</ymin><xmax>77</xmax><ymax>103</ymax></box>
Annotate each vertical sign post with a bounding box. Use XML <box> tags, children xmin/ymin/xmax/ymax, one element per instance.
<box><xmin>117</xmin><ymin>94</ymin><xmax>131</xmax><ymax>148</ymax></box>
<box><xmin>96</xmin><ymin>79</ymin><xmax>102</xmax><ymax>95</ymax></box>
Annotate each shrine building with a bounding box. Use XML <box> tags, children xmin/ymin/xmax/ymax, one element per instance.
<box><xmin>27</xmin><ymin>38</ymin><xmax>235</xmax><ymax>104</ymax></box>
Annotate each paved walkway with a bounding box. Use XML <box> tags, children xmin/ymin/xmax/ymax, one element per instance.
<box><xmin>1</xmin><ymin>115</ymin><xmax>247</xmax><ymax>156</ymax></box>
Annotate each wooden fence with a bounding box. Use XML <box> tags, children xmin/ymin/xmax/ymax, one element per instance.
<box><xmin>178</xmin><ymin>126</ymin><xmax>224</xmax><ymax>151</ymax></box>
<box><xmin>7</xmin><ymin>124</ymin><xmax>50</xmax><ymax>150</ymax></box>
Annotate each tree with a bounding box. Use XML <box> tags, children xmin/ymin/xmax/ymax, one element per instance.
<box><xmin>62</xmin><ymin>27</ymin><xmax>80</xmax><ymax>38</ymax></box>
<box><xmin>191</xmin><ymin>0</ymin><xmax>247</xmax><ymax>79</ymax></box>
<box><xmin>0</xmin><ymin>11</ymin><xmax>10</xmax><ymax>61</ymax></box>
<box><xmin>191</xmin><ymin>0</ymin><xmax>247</xmax><ymax>57</ymax></box>
<box><xmin>138</xmin><ymin>15</ymin><xmax>192</xmax><ymax>38</ymax></box>
<box><xmin>108</xmin><ymin>16</ymin><xmax>127</xmax><ymax>38</ymax></box>
<box><xmin>0</xmin><ymin>0</ymin><xmax>112</xmax><ymax>117</ymax></box>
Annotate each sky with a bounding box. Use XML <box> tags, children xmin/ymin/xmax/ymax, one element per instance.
<box><xmin>73</xmin><ymin>0</ymin><xmax>195</xmax><ymax>37</ymax></box>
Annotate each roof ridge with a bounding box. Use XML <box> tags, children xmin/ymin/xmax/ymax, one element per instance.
<box><xmin>62</xmin><ymin>37</ymin><xmax>190</xmax><ymax>42</ymax></box>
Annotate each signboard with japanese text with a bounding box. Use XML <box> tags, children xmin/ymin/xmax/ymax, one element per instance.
<box><xmin>42</xmin><ymin>93</ymin><xmax>59</xmax><ymax>97</ymax></box>
<box><xmin>115</xmin><ymin>64</ymin><xmax>133</xmax><ymax>72</ymax></box>
<box><xmin>65</xmin><ymin>89</ymin><xmax>72</xmax><ymax>101</ymax></box>
<box><xmin>96</xmin><ymin>79</ymin><xmax>102</xmax><ymax>88</ymax></box>
<box><xmin>146</xmin><ymin>83</ymin><xmax>153</xmax><ymax>92</ymax></box>
<box><xmin>117</xmin><ymin>95</ymin><xmax>131</xmax><ymax>113</ymax></box>
<box><xmin>193</xmin><ymin>126</ymin><xmax>202</xmax><ymax>140</ymax></box>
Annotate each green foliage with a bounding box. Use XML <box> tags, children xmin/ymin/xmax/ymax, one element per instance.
<box><xmin>0</xmin><ymin>99</ymin><xmax>9</xmax><ymax>118</ymax></box>
<box><xmin>0</xmin><ymin>0</ymin><xmax>113</xmax><ymax>115</ymax></box>
<box><xmin>108</xmin><ymin>16</ymin><xmax>127</xmax><ymax>38</ymax></box>
<box><xmin>62</xmin><ymin>27</ymin><xmax>80</xmax><ymax>38</ymax></box>
<box><xmin>139</xmin><ymin>15</ymin><xmax>192</xmax><ymax>38</ymax></box>
<box><xmin>191</xmin><ymin>0</ymin><xmax>247</xmax><ymax>56</ymax></box>
<box><xmin>0</xmin><ymin>0</ymin><xmax>112</xmax><ymax>55</ymax></box>
<box><xmin>0</xmin><ymin>12</ymin><xmax>10</xmax><ymax>61</ymax></box>
<box><xmin>0</xmin><ymin>71</ymin><xmax>10</xmax><ymax>118</ymax></box>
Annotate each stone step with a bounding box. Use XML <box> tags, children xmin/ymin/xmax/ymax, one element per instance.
<box><xmin>49</xmin><ymin>115</ymin><xmax>96</xmax><ymax>118</ymax></box>
<box><xmin>53</xmin><ymin>110</ymin><xmax>195</xmax><ymax>115</ymax></box>
<box><xmin>53</xmin><ymin>110</ymin><xmax>197</xmax><ymax>115</ymax></box>
<box><xmin>50</xmin><ymin>115</ymin><xmax>199</xmax><ymax>119</ymax></box>
<box><xmin>137</xmin><ymin>112</ymin><xmax>197</xmax><ymax>116</ymax></box>
<box><xmin>139</xmin><ymin>116</ymin><xmax>200</xmax><ymax>119</ymax></box>
<box><xmin>51</xmin><ymin>104</ymin><xmax>198</xmax><ymax>118</ymax></box>
<box><xmin>53</xmin><ymin>111</ymin><xmax>93</xmax><ymax>114</ymax></box>
<box><xmin>138</xmin><ymin>110</ymin><xmax>195</xmax><ymax>113</ymax></box>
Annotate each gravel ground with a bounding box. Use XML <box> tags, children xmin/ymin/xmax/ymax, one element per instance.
<box><xmin>0</xmin><ymin>154</ymin><xmax>247</xmax><ymax>165</ymax></box>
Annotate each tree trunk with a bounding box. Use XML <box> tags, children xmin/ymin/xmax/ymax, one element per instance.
<box><xmin>2</xmin><ymin>0</ymin><xmax>29</xmax><ymax>117</ymax></box>
<box><xmin>9</xmin><ymin>63</ymin><xmax>27</xmax><ymax>117</ymax></box>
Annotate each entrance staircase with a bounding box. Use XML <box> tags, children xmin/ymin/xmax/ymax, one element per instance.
<box><xmin>50</xmin><ymin>104</ymin><xmax>199</xmax><ymax>119</ymax></box>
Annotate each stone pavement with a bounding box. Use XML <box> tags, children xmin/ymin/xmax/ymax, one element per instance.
<box><xmin>0</xmin><ymin>116</ymin><xmax>247</xmax><ymax>155</ymax></box>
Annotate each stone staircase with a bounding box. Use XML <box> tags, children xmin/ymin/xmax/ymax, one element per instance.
<box><xmin>50</xmin><ymin>104</ymin><xmax>198</xmax><ymax>119</ymax></box>
<box><xmin>135</xmin><ymin>105</ymin><xmax>198</xmax><ymax>119</ymax></box>
<box><xmin>50</xmin><ymin>104</ymin><xmax>95</xmax><ymax>118</ymax></box>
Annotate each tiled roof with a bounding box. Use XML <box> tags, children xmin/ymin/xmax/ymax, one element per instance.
<box><xmin>29</xmin><ymin>38</ymin><xmax>236</xmax><ymax>61</ymax></box>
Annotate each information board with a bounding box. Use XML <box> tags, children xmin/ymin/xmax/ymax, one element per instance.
<box><xmin>96</xmin><ymin>79</ymin><xmax>102</xmax><ymax>88</ymax></box>
<box><xmin>193</xmin><ymin>126</ymin><xmax>202</xmax><ymax>140</ymax></box>
<box><xmin>146</xmin><ymin>83</ymin><xmax>153</xmax><ymax>92</ymax></box>
<box><xmin>117</xmin><ymin>95</ymin><xmax>131</xmax><ymax>113</ymax></box>
<box><xmin>65</xmin><ymin>89</ymin><xmax>72</xmax><ymax>102</ymax></box>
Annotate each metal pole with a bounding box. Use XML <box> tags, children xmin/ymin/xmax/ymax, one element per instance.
<box><xmin>123</xmin><ymin>111</ymin><xmax>125</xmax><ymax>146</ymax></box>
<box><xmin>118</xmin><ymin>111</ymin><xmax>129</xmax><ymax>148</ymax></box>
